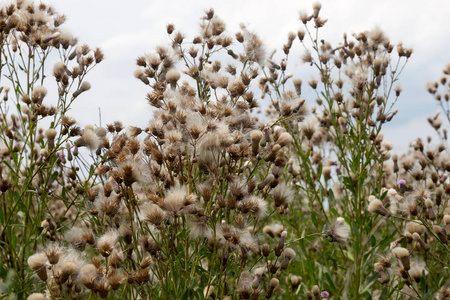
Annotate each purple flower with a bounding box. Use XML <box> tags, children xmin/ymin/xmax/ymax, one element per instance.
<box><xmin>335</xmin><ymin>165</ymin><xmax>341</xmax><ymax>175</ymax></box>
<box><xmin>397</xmin><ymin>179</ymin><xmax>406</xmax><ymax>191</ymax></box>
<box><xmin>321</xmin><ymin>291</ymin><xmax>330</xmax><ymax>298</ymax></box>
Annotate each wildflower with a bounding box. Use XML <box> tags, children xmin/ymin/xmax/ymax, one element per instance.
<box><xmin>271</xmin><ymin>183</ymin><xmax>294</xmax><ymax>207</ymax></box>
<box><xmin>444</xmin><ymin>215</ymin><xmax>450</xmax><ymax>233</ymax></box>
<box><xmin>425</xmin><ymin>198</ymin><xmax>436</xmax><ymax>220</ymax></box>
<box><xmin>44</xmin><ymin>244</ymin><xmax>61</xmax><ymax>265</ymax></box>
<box><xmin>79</xmin><ymin>264</ymin><xmax>99</xmax><ymax>289</ymax></box>
<box><xmin>409</xmin><ymin>260</ymin><xmax>428</xmax><ymax>283</ymax></box>
<box><xmin>249</xmin><ymin>130</ymin><xmax>263</xmax><ymax>155</ymax></box>
<box><xmin>312</xmin><ymin>2</ymin><xmax>321</xmax><ymax>18</ymax></box>
<box><xmin>374</xmin><ymin>262</ymin><xmax>389</xmax><ymax>284</ymax></box>
<box><xmin>3</xmin><ymin>86</ymin><xmax>9</xmax><ymax>101</ymax></box>
<box><xmin>45</xmin><ymin>128</ymin><xmax>57</xmax><ymax>149</ymax></box>
<box><xmin>326</xmin><ymin>217</ymin><xmax>350</xmax><ymax>244</ymax></box>
<box><xmin>257</xmin><ymin>174</ymin><xmax>275</xmax><ymax>190</ymax></box>
<box><xmin>368</xmin><ymin>198</ymin><xmax>390</xmax><ymax>217</ymax></box>
<box><xmin>32</xmin><ymin>86</ymin><xmax>47</xmax><ymax>104</ymax></box>
<box><xmin>108</xmin><ymin>268</ymin><xmax>126</xmax><ymax>290</ymax></box>
<box><xmin>72</xmin><ymin>81</ymin><xmax>91</xmax><ymax>97</ymax></box>
<box><xmin>59</xmin><ymin>261</ymin><xmax>77</xmax><ymax>284</ymax></box>
<box><xmin>163</xmin><ymin>185</ymin><xmax>194</xmax><ymax>216</ymax></box>
<box><xmin>74</xmin><ymin>127</ymin><xmax>100</xmax><ymax>150</ymax></box>
<box><xmin>281</xmin><ymin>247</ymin><xmax>296</xmax><ymax>269</ymax></box>
<box><xmin>368</xmin><ymin>27</ymin><xmax>388</xmax><ymax>46</ymax></box>
<box><xmin>274</xmin><ymin>230</ymin><xmax>288</xmax><ymax>256</ymax></box>
<box><xmin>392</xmin><ymin>247</ymin><xmax>410</xmax><ymax>270</ymax></box>
<box><xmin>204</xmin><ymin>286</ymin><xmax>216</xmax><ymax>299</ymax></box>
<box><xmin>290</xmin><ymin>275</ymin><xmax>302</xmax><ymax>290</ymax></box>
<box><xmin>432</xmin><ymin>225</ymin><xmax>448</xmax><ymax>244</ymax></box>
<box><xmin>263</xmin><ymin>223</ymin><xmax>285</xmax><ymax>238</ymax></box>
<box><xmin>237</xmin><ymin>271</ymin><xmax>253</xmax><ymax>299</ymax></box>
<box><xmin>134</xmin><ymin>69</ymin><xmax>149</xmax><ymax>85</ymax></box>
<box><xmin>275</xmin><ymin>132</ymin><xmax>293</xmax><ymax>147</ymax></box>
<box><xmin>240</xmin><ymin>23</ymin><xmax>266</xmax><ymax>65</ymax></box>
<box><xmin>166</xmin><ymin>69</ymin><xmax>180</xmax><ymax>89</ymax></box>
<box><xmin>28</xmin><ymin>253</ymin><xmax>48</xmax><ymax>281</ymax></box>
<box><xmin>397</xmin><ymin>179</ymin><xmax>406</xmax><ymax>191</ymax></box>
<box><xmin>239</xmin><ymin>195</ymin><xmax>267</xmax><ymax>219</ymax></box>
<box><xmin>97</xmin><ymin>230</ymin><xmax>119</xmax><ymax>257</ymax></box>
<box><xmin>399</xmin><ymin>196</ymin><xmax>418</xmax><ymax>216</ymax></box>
<box><xmin>311</xmin><ymin>285</ymin><xmax>320</xmax><ymax>299</ymax></box>
<box><xmin>27</xmin><ymin>294</ymin><xmax>45</xmax><ymax>300</ymax></box>
<box><xmin>141</xmin><ymin>203</ymin><xmax>166</xmax><ymax>226</ymax></box>
<box><xmin>412</xmin><ymin>232</ymin><xmax>430</xmax><ymax>251</ymax></box>
<box><xmin>405</xmin><ymin>222</ymin><xmax>425</xmax><ymax>235</ymax></box>
<box><xmin>265</xmin><ymin>278</ymin><xmax>279</xmax><ymax>298</ymax></box>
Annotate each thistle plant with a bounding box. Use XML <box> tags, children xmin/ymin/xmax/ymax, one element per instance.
<box><xmin>0</xmin><ymin>1</ymin><xmax>448</xmax><ymax>300</ymax></box>
<box><xmin>0</xmin><ymin>1</ymin><xmax>102</xmax><ymax>298</ymax></box>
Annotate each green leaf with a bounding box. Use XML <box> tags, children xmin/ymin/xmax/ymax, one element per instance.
<box><xmin>50</xmin><ymin>171</ymin><xmax>59</xmax><ymax>183</ymax></box>
<box><xmin>310</xmin><ymin>211</ymin><xmax>318</xmax><ymax>228</ymax></box>
<box><xmin>324</xmin><ymin>272</ymin><xmax>336</xmax><ymax>293</ymax></box>
<box><xmin>378</xmin><ymin>287</ymin><xmax>388</xmax><ymax>300</ymax></box>
<box><xmin>423</xmin><ymin>290</ymin><xmax>434</xmax><ymax>300</ymax></box>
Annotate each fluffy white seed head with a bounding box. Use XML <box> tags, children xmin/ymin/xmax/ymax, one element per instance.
<box><xmin>284</xmin><ymin>247</ymin><xmax>296</xmax><ymax>260</ymax></box>
<box><xmin>45</xmin><ymin>128</ymin><xmax>57</xmax><ymax>140</ymax></box>
<box><xmin>392</xmin><ymin>247</ymin><xmax>409</xmax><ymax>259</ymax></box>
<box><xmin>166</xmin><ymin>69</ymin><xmax>181</xmax><ymax>83</ymax></box>
<box><xmin>275</xmin><ymin>132</ymin><xmax>293</xmax><ymax>147</ymax></box>
<box><xmin>392</xmin><ymin>247</ymin><xmax>410</xmax><ymax>270</ymax></box>
<box><xmin>97</xmin><ymin>230</ymin><xmax>119</xmax><ymax>257</ymax></box>
<box><xmin>405</xmin><ymin>222</ymin><xmax>425</xmax><ymax>235</ymax></box>
<box><xmin>368</xmin><ymin>199</ymin><xmax>390</xmax><ymax>217</ymax></box>
<box><xmin>27</xmin><ymin>294</ymin><xmax>45</xmax><ymax>300</ymax></box>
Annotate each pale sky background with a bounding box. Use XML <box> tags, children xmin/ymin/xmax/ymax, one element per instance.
<box><xmin>4</xmin><ymin>0</ymin><xmax>450</xmax><ymax>153</ymax></box>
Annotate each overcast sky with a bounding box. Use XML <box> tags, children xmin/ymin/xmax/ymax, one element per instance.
<box><xmin>5</xmin><ymin>0</ymin><xmax>450</xmax><ymax>153</ymax></box>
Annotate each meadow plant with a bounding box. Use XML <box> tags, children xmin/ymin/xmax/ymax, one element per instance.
<box><xmin>0</xmin><ymin>1</ymin><xmax>448</xmax><ymax>299</ymax></box>
<box><xmin>0</xmin><ymin>1</ymin><xmax>103</xmax><ymax>298</ymax></box>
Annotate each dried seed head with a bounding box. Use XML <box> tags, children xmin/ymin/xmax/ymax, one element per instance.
<box><xmin>433</xmin><ymin>225</ymin><xmax>448</xmax><ymax>244</ymax></box>
<box><xmin>271</xmin><ymin>184</ymin><xmax>294</xmax><ymax>207</ymax></box>
<box><xmin>368</xmin><ymin>198</ymin><xmax>390</xmax><ymax>217</ymax></box>
<box><xmin>311</xmin><ymin>285</ymin><xmax>320</xmax><ymax>296</ymax></box>
<box><xmin>204</xmin><ymin>286</ymin><xmax>216</xmax><ymax>299</ymax></box>
<box><xmin>166</xmin><ymin>23</ymin><xmax>175</xmax><ymax>34</ymax></box>
<box><xmin>392</xmin><ymin>247</ymin><xmax>410</xmax><ymax>270</ymax></box>
<box><xmin>134</xmin><ymin>69</ymin><xmax>149</xmax><ymax>85</ymax></box>
<box><xmin>326</xmin><ymin>217</ymin><xmax>350</xmax><ymax>244</ymax></box>
<box><xmin>143</xmin><ymin>204</ymin><xmax>166</xmax><ymax>226</ymax></box>
<box><xmin>239</xmin><ymin>195</ymin><xmax>268</xmax><ymax>218</ymax></box>
<box><xmin>79</xmin><ymin>264</ymin><xmax>99</xmax><ymax>289</ymax></box>
<box><xmin>166</xmin><ymin>69</ymin><xmax>180</xmax><ymax>86</ymax></box>
<box><xmin>276</xmin><ymin>132</ymin><xmax>293</xmax><ymax>147</ymax></box>
<box><xmin>412</xmin><ymin>232</ymin><xmax>430</xmax><ymax>251</ymax></box>
<box><xmin>73</xmin><ymin>81</ymin><xmax>91</xmax><ymax>97</ymax></box>
<box><xmin>32</xmin><ymin>86</ymin><xmax>47</xmax><ymax>104</ymax></box>
<box><xmin>28</xmin><ymin>253</ymin><xmax>48</xmax><ymax>281</ymax></box>
<box><xmin>45</xmin><ymin>128</ymin><xmax>57</xmax><ymax>140</ymax></box>
<box><xmin>45</xmin><ymin>245</ymin><xmax>60</xmax><ymax>265</ymax></box>
<box><xmin>270</xmin><ymin>278</ymin><xmax>279</xmax><ymax>288</ymax></box>
<box><xmin>97</xmin><ymin>230</ymin><xmax>119</xmax><ymax>257</ymax></box>
<box><xmin>60</xmin><ymin>261</ymin><xmax>77</xmax><ymax>284</ymax></box>
<box><xmin>27</xmin><ymin>293</ymin><xmax>45</xmax><ymax>300</ymax></box>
